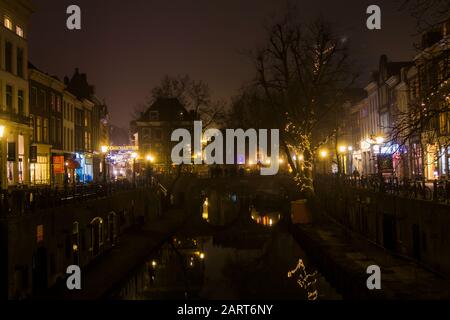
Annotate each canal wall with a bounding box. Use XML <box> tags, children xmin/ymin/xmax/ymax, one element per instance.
<box><xmin>315</xmin><ymin>179</ymin><xmax>450</xmax><ymax>278</ymax></box>
<box><xmin>0</xmin><ymin>187</ymin><xmax>161</xmax><ymax>299</ymax></box>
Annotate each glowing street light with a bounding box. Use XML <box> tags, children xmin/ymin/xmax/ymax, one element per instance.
<box><xmin>320</xmin><ymin>150</ymin><xmax>328</xmax><ymax>158</ymax></box>
<box><xmin>0</xmin><ymin>125</ymin><xmax>5</xmax><ymax>138</ymax></box>
<box><xmin>101</xmin><ymin>145</ymin><xmax>108</xmax><ymax>153</ymax></box>
<box><xmin>375</xmin><ymin>136</ymin><xmax>385</xmax><ymax>144</ymax></box>
<box><xmin>338</xmin><ymin>146</ymin><xmax>347</xmax><ymax>153</ymax></box>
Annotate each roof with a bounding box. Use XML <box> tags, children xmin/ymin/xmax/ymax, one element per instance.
<box><xmin>139</xmin><ymin>97</ymin><xmax>195</xmax><ymax>122</ymax></box>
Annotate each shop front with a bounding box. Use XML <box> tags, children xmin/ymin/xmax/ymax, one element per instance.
<box><xmin>52</xmin><ymin>154</ymin><xmax>65</xmax><ymax>187</ymax></box>
<box><xmin>29</xmin><ymin>144</ymin><xmax>51</xmax><ymax>186</ymax></box>
<box><xmin>75</xmin><ymin>152</ymin><xmax>94</xmax><ymax>183</ymax></box>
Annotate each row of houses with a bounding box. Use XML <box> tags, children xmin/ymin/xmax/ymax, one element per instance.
<box><xmin>334</xmin><ymin>17</ymin><xmax>450</xmax><ymax>181</ymax></box>
<box><xmin>0</xmin><ymin>0</ymin><xmax>109</xmax><ymax>189</ymax></box>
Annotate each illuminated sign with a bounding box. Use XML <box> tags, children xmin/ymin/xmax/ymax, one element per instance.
<box><xmin>107</xmin><ymin>146</ymin><xmax>139</xmax><ymax>151</ymax></box>
<box><xmin>53</xmin><ymin>156</ymin><xmax>65</xmax><ymax>174</ymax></box>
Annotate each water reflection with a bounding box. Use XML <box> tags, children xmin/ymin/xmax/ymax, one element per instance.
<box><xmin>113</xmin><ymin>229</ymin><xmax>341</xmax><ymax>300</ymax></box>
<box><xmin>250</xmin><ymin>205</ymin><xmax>280</xmax><ymax>227</ymax></box>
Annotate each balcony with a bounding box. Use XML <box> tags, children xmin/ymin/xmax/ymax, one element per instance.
<box><xmin>0</xmin><ymin>108</ymin><xmax>30</xmax><ymax>125</ymax></box>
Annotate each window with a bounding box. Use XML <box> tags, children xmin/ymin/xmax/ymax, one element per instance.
<box><xmin>18</xmin><ymin>90</ymin><xmax>24</xmax><ymax>115</ymax></box>
<box><xmin>30</xmin><ymin>156</ymin><xmax>49</xmax><ymax>185</ymax></box>
<box><xmin>56</xmin><ymin>96</ymin><xmax>61</xmax><ymax>112</ymax></box>
<box><xmin>31</xmin><ymin>87</ymin><xmax>37</xmax><ymax>107</ymax></box>
<box><xmin>153</xmin><ymin>128</ymin><xmax>162</xmax><ymax>140</ymax></box>
<box><xmin>36</xmin><ymin>225</ymin><xmax>44</xmax><ymax>243</ymax></box>
<box><xmin>18</xmin><ymin>135</ymin><xmax>24</xmax><ymax>183</ymax></box>
<box><xmin>36</xmin><ymin>117</ymin><xmax>42</xmax><ymax>142</ymax></box>
<box><xmin>5</xmin><ymin>41</ymin><xmax>12</xmax><ymax>73</ymax></box>
<box><xmin>43</xmin><ymin>119</ymin><xmax>48</xmax><ymax>143</ymax></box>
<box><xmin>149</xmin><ymin>111</ymin><xmax>159</xmax><ymax>120</ymax></box>
<box><xmin>6</xmin><ymin>85</ymin><xmax>13</xmax><ymax>111</ymax></box>
<box><xmin>50</xmin><ymin>116</ymin><xmax>56</xmax><ymax>143</ymax></box>
<box><xmin>56</xmin><ymin>119</ymin><xmax>61</xmax><ymax>143</ymax></box>
<box><xmin>64</xmin><ymin>127</ymin><xmax>67</xmax><ymax>149</ymax></box>
<box><xmin>16</xmin><ymin>25</ymin><xmax>24</xmax><ymax>38</ymax></box>
<box><xmin>17</xmin><ymin>48</ymin><xmax>24</xmax><ymax>77</ymax></box>
<box><xmin>439</xmin><ymin>113</ymin><xmax>447</xmax><ymax>135</ymax></box>
<box><xmin>4</xmin><ymin>17</ymin><xmax>12</xmax><ymax>30</ymax></box>
<box><xmin>39</xmin><ymin>90</ymin><xmax>46</xmax><ymax>110</ymax></box>
<box><xmin>50</xmin><ymin>93</ymin><xmax>55</xmax><ymax>111</ymax></box>
<box><xmin>30</xmin><ymin>115</ymin><xmax>35</xmax><ymax>141</ymax></box>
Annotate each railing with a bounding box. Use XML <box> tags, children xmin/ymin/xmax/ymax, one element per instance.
<box><xmin>315</xmin><ymin>174</ymin><xmax>450</xmax><ymax>204</ymax></box>
<box><xmin>0</xmin><ymin>178</ymin><xmax>153</xmax><ymax>216</ymax></box>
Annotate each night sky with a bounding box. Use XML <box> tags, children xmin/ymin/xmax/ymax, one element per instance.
<box><xmin>29</xmin><ymin>0</ymin><xmax>418</xmax><ymax>128</ymax></box>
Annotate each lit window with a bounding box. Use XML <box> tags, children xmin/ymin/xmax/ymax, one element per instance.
<box><xmin>16</xmin><ymin>25</ymin><xmax>24</xmax><ymax>37</ymax></box>
<box><xmin>37</xmin><ymin>225</ymin><xmax>44</xmax><ymax>243</ymax></box>
<box><xmin>4</xmin><ymin>17</ymin><xmax>12</xmax><ymax>30</ymax></box>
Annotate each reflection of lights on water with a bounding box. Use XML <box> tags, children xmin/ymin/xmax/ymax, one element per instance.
<box><xmin>287</xmin><ymin>259</ymin><xmax>318</xmax><ymax>300</ymax></box>
<box><xmin>251</xmin><ymin>209</ymin><xmax>279</xmax><ymax>227</ymax></box>
<box><xmin>202</xmin><ymin>198</ymin><xmax>209</xmax><ymax>220</ymax></box>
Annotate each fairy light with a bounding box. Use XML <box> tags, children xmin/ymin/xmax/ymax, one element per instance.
<box><xmin>287</xmin><ymin>259</ymin><xmax>319</xmax><ymax>300</ymax></box>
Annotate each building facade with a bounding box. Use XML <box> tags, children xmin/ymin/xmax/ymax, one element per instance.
<box><xmin>0</xmin><ymin>0</ymin><xmax>33</xmax><ymax>189</ymax></box>
<box><xmin>134</xmin><ymin>97</ymin><xmax>195</xmax><ymax>171</ymax></box>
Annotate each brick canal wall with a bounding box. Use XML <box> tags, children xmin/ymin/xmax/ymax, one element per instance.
<box><xmin>0</xmin><ymin>187</ymin><xmax>162</xmax><ymax>299</ymax></box>
<box><xmin>315</xmin><ymin>178</ymin><xmax>450</xmax><ymax>278</ymax></box>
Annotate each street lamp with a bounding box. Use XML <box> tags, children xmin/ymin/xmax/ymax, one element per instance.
<box><xmin>131</xmin><ymin>152</ymin><xmax>138</xmax><ymax>186</ymax></box>
<box><xmin>319</xmin><ymin>149</ymin><xmax>328</xmax><ymax>174</ymax></box>
<box><xmin>375</xmin><ymin>136</ymin><xmax>385</xmax><ymax>145</ymax></box>
<box><xmin>101</xmin><ymin>146</ymin><xmax>108</xmax><ymax>183</ymax></box>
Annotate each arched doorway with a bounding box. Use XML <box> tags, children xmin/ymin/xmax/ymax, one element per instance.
<box><xmin>90</xmin><ymin>217</ymin><xmax>103</xmax><ymax>256</ymax></box>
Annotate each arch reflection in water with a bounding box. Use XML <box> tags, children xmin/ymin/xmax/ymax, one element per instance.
<box><xmin>112</xmin><ymin>230</ymin><xmax>341</xmax><ymax>300</ymax></box>
<box><xmin>250</xmin><ymin>205</ymin><xmax>280</xmax><ymax>227</ymax></box>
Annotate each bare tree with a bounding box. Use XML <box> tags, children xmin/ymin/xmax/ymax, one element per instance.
<box><xmin>400</xmin><ymin>0</ymin><xmax>450</xmax><ymax>32</ymax></box>
<box><xmin>148</xmin><ymin>75</ymin><xmax>226</xmax><ymax>129</ymax></box>
<box><xmin>252</xmin><ymin>12</ymin><xmax>357</xmax><ymax>196</ymax></box>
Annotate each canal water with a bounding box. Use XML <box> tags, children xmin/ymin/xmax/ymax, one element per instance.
<box><xmin>111</xmin><ymin>210</ymin><xmax>341</xmax><ymax>300</ymax></box>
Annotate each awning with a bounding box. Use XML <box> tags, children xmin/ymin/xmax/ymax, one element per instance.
<box><xmin>66</xmin><ymin>159</ymin><xmax>81</xmax><ymax>169</ymax></box>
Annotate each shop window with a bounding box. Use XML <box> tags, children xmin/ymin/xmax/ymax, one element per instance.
<box><xmin>30</xmin><ymin>156</ymin><xmax>49</xmax><ymax>185</ymax></box>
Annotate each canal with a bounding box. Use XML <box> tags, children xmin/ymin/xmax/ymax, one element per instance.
<box><xmin>110</xmin><ymin>188</ymin><xmax>341</xmax><ymax>300</ymax></box>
